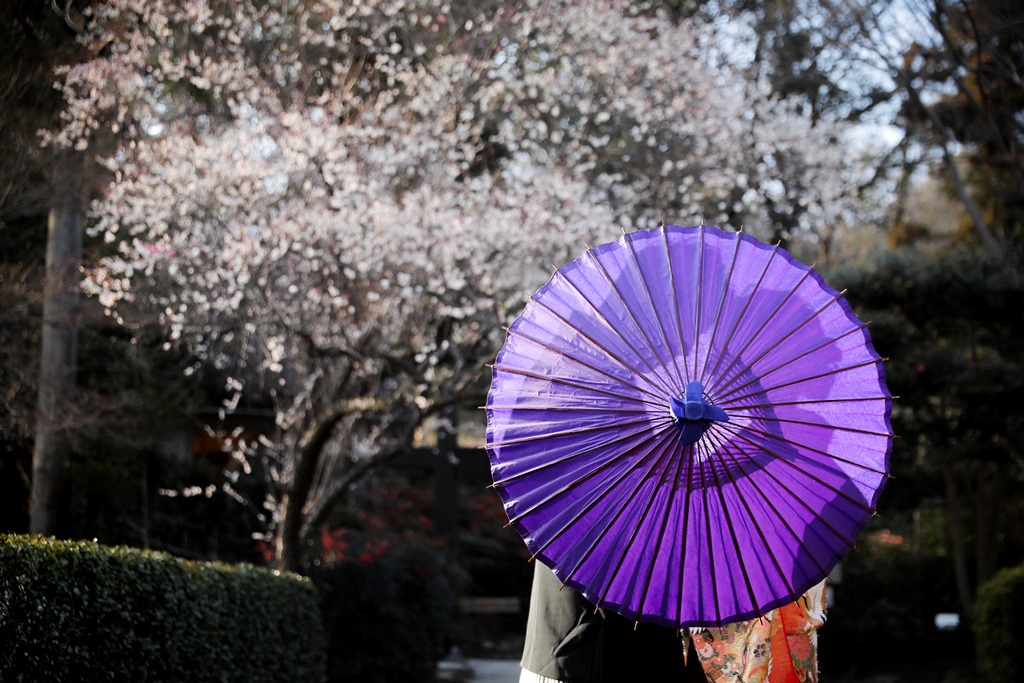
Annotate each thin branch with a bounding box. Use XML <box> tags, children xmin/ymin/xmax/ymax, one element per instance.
<box><xmin>292</xmin><ymin>325</ymin><xmax>418</xmax><ymax>375</ymax></box>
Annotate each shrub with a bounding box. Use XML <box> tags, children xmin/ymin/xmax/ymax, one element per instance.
<box><xmin>309</xmin><ymin>538</ymin><xmax>458</xmax><ymax>683</ymax></box>
<box><xmin>0</xmin><ymin>534</ymin><xmax>325</xmax><ymax>682</ymax></box>
<box><xmin>975</xmin><ymin>563</ymin><xmax>1024</xmax><ymax>681</ymax></box>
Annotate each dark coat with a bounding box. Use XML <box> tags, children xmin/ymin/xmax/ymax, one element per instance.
<box><xmin>520</xmin><ymin>563</ymin><xmax>707</xmax><ymax>682</ymax></box>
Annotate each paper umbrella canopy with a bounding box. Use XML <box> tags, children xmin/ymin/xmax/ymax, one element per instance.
<box><xmin>485</xmin><ymin>225</ymin><xmax>893</xmax><ymax>628</ymax></box>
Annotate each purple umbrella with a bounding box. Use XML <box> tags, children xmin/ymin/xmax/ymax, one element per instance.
<box><xmin>486</xmin><ymin>225</ymin><xmax>892</xmax><ymax>628</ymax></box>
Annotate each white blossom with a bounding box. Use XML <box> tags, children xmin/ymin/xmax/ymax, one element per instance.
<box><xmin>54</xmin><ymin>0</ymin><xmax>885</xmax><ymax>543</ymax></box>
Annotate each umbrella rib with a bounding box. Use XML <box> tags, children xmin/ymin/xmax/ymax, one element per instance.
<box><xmin>486</xmin><ymin>411</ymin><xmax>654</xmax><ymax>448</ymax></box>
<box><xmin>717</xmin><ymin>428</ymin><xmax>857</xmax><ymax>560</ymax></box>
<box><xmin>716</xmin><ymin>421</ymin><xmax>880</xmax><ymax>519</ymax></box>
<box><xmin>724</xmin><ymin>418</ymin><xmax>890</xmax><ymax>477</ymax></box>
<box><xmin>486</xmin><ymin>403</ymin><xmax>650</xmax><ymax>414</ymax></box>
<box><xmin>491</xmin><ymin>422</ymin><xmax>666</xmax><ymax>488</ymax></box>
<box><xmin>715</xmin><ymin>289</ymin><xmax>849</xmax><ymax>398</ymax></box>
<box><xmin>624</xmin><ymin>433</ymin><xmax>690</xmax><ymax>625</ymax></box>
<box><xmin>555</xmin><ymin>265</ymin><xmax>676</xmax><ymax>396</ymax></box>
<box><xmin>709</xmin><ymin>266</ymin><xmax>817</xmax><ymax>396</ymax></box>
<box><xmin>675</xmin><ymin>440</ymin><xmax>697</xmax><ymax>626</ymax></box>
<box><xmin>490</xmin><ymin>363</ymin><xmax>664</xmax><ymax>411</ymax></box>
<box><xmin>729</xmin><ymin>396</ymin><xmax>891</xmax><ymax>411</ymax></box>
<box><xmin>715</xmin><ymin>322</ymin><xmax>867</xmax><ymax>403</ymax></box>
<box><xmin>704</xmin><ymin>428</ymin><xmax>799</xmax><ymax>601</ymax></box>
<box><xmin>504</xmin><ymin>326</ymin><xmax>667</xmax><ymax>404</ymax></box>
<box><xmin>720</xmin><ymin>357</ymin><xmax>888</xmax><ymax>410</ymax></box>
<box><xmin>701</xmin><ymin>434</ymin><xmax>765</xmax><ymax>621</ymax></box>
<box><xmin>625</xmin><ymin>231</ymin><xmax>687</xmax><ymax>394</ymax></box>
<box><xmin>592</xmin><ymin>431</ymin><xmax>683</xmax><ymax>616</ymax></box>
<box><xmin>501</xmin><ymin>426</ymin><xmax>674</xmax><ymax>531</ymax></box>
<box><xmin>692</xmin><ymin>225</ymin><xmax>707</xmax><ymax>379</ymax></box>
<box><xmin>662</xmin><ymin>225</ymin><xmax>692</xmax><ymax>385</ymax></box>
<box><xmin>697</xmin><ymin>228</ymin><xmax>744</xmax><ymax>383</ymax></box>
<box><xmin>744</xmin><ymin>414</ymin><xmax>895</xmax><ymax>439</ymax></box>
<box><xmin>546</xmin><ymin>427</ymin><xmax>680</xmax><ymax>587</ymax></box>
<box><xmin>704</xmin><ymin>241</ymin><xmax>783</xmax><ymax>384</ymax></box>
<box><xmin>714</xmin><ymin>304</ymin><xmax>865</xmax><ymax>404</ymax></box>
<box><xmin>529</xmin><ymin>296</ymin><xmax>677</xmax><ymax>397</ymax></box>
<box><xmin>705</xmin><ymin>426</ymin><xmax>831</xmax><ymax>584</ymax></box>
<box><xmin>583</xmin><ymin>246</ymin><xmax>681</xmax><ymax>398</ymax></box>
<box><xmin>697</xmin><ymin>446</ymin><xmax>723</xmax><ymax>624</ymax></box>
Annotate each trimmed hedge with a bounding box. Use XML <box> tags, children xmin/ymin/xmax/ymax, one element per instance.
<box><xmin>0</xmin><ymin>534</ymin><xmax>325</xmax><ymax>682</ymax></box>
<box><xmin>975</xmin><ymin>563</ymin><xmax>1024</xmax><ymax>682</ymax></box>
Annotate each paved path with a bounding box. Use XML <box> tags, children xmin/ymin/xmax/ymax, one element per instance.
<box><xmin>437</xmin><ymin>657</ymin><xmax>520</xmax><ymax>683</ymax></box>
<box><xmin>467</xmin><ymin>659</ymin><xmax>521</xmax><ymax>682</ymax></box>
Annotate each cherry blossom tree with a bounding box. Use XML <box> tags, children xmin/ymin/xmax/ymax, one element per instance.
<box><xmin>51</xmin><ymin>0</ymin><xmax>883</xmax><ymax>568</ymax></box>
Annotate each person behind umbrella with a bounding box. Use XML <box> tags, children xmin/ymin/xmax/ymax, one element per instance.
<box><xmin>519</xmin><ymin>562</ymin><xmax>826</xmax><ymax>683</ymax></box>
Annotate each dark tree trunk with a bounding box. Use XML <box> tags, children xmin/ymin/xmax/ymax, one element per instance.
<box><xmin>29</xmin><ymin>155</ymin><xmax>83</xmax><ymax>535</ymax></box>
<box><xmin>945</xmin><ymin>467</ymin><xmax>974</xmax><ymax>619</ymax></box>
<box><xmin>275</xmin><ymin>400</ymin><xmax>355</xmax><ymax>572</ymax></box>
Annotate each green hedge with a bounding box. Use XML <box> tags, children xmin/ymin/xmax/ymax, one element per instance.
<box><xmin>0</xmin><ymin>534</ymin><xmax>325</xmax><ymax>682</ymax></box>
<box><xmin>975</xmin><ymin>563</ymin><xmax>1024</xmax><ymax>682</ymax></box>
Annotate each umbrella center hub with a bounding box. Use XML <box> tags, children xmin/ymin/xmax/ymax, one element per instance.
<box><xmin>669</xmin><ymin>381</ymin><xmax>729</xmax><ymax>446</ymax></box>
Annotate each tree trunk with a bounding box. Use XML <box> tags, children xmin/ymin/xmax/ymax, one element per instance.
<box><xmin>974</xmin><ymin>462</ymin><xmax>999</xmax><ymax>592</ymax></box>
<box><xmin>892</xmin><ymin>64</ymin><xmax>1006</xmax><ymax>264</ymax></box>
<box><xmin>945</xmin><ymin>467</ymin><xmax>974</xmax><ymax>620</ymax></box>
<box><xmin>274</xmin><ymin>396</ymin><xmax>428</xmax><ymax>571</ymax></box>
<box><xmin>29</xmin><ymin>154</ymin><xmax>83</xmax><ymax>535</ymax></box>
<box><xmin>275</xmin><ymin>399</ymin><xmax>359</xmax><ymax>572</ymax></box>
<box><xmin>276</xmin><ymin>443</ymin><xmax>324</xmax><ymax>573</ymax></box>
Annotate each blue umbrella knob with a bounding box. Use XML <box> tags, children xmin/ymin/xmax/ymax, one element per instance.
<box><xmin>670</xmin><ymin>381</ymin><xmax>730</xmax><ymax>445</ymax></box>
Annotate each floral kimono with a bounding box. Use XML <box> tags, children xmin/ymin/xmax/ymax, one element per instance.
<box><xmin>689</xmin><ymin>581</ymin><xmax>827</xmax><ymax>683</ymax></box>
